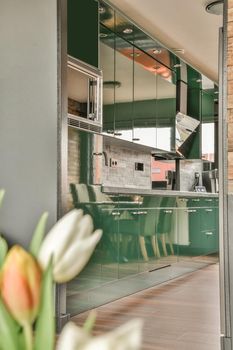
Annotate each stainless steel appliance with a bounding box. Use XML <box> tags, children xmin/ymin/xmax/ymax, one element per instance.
<box><xmin>202</xmin><ymin>169</ymin><xmax>219</xmax><ymax>193</ymax></box>
<box><xmin>67</xmin><ymin>56</ymin><xmax>103</xmax><ymax>133</ymax></box>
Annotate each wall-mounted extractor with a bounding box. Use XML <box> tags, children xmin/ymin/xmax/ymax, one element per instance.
<box><xmin>67</xmin><ymin>56</ymin><xmax>103</xmax><ymax>133</ymax></box>
<box><xmin>205</xmin><ymin>1</ymin><xmax>223</xmax><ymax>15</ymax></box>
<box><xmin>175</xmin><ymin>63</ymin><xmax>200</xmax><ymax>158</ymax></box>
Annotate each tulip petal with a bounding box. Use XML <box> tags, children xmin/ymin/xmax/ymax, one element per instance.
<box><xmin>38</xmin><ymin>210</ymin><xmax>83</xmax><ymax>269</ymax></box>
<box><xmin>72</xmin><ymin>214</ymin><xmax>94</xmax><ymax>241</ymax></box>
<box><xmin>107</xmin><ymin>318</ymin><xmax>143</xmax><ymax>350</ymax></box>
<box><xmin>1</xmin><ymin>246</ymin><xmax>42</xmax><ymax>326</ymax></box>
<box><xmin>56</xmin><ymin>319</ymin><xmax>143</xmax><ymax>350</ymax></box>
<box><xmin>84</xmin><ymin>319</ymin><xmax>143</xmax><ymax>350</ymax></box>
<box><xmin>56</xmin><ymin>322</ymin><xmax>90</xmax><ymax>350</ymax></box>
<box><xmin>53</xmin><ymin>230</ymin><xmax>102</xmax><ymax>283</ymax></box>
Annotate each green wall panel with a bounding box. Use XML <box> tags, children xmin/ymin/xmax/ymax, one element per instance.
<box><xmin>68</xmin><ymin>0</ymin><xmax>99</xmax><ymax>67</ymax></box>
<box><xmin>103</xmin><ymin>98</ymin><xmax>176</xmax><ymax>130</ymax></box>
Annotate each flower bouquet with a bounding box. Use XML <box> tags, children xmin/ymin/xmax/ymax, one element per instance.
<box><xmin>0</xmin><ymin>189</ymin><xmax>142</xmax><ymax>350</ymax></box>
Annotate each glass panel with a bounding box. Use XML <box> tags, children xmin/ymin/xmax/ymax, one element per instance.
<box><xmin>177</xmin><ymin>197</ymin><xmax>219</xmax><ymax>264</ymax></box>
<box><xmin>67</xmin><ymin>58</ymin><xmax>101</xmax><ymax>124</ymax></box>
<box><xmin>100</xmin><ymin>25</ymin><xmax>115</xmax><ymax>136</ymax></box>
<box><xmin>156</xmin><ymin>70</ymin><xmax>176</xmax><ymax>153</ymax></box>
<box><xmin>114</xmin><ymin>35</ymin><xmax>134</xmax><ymax>139</ymax></box>
<box><xmin>98</xmin><ymin>0</ymin><xmax>115</xmax><ymax>31</ymax></box>
<box><xmin>66</xmin><ymin>127</ymin><xmax>121</xmax><ymax>315</ymax></box>
<box><xmin>133</xmin><ymin>50</ymin><xmax>157</xmax><ymax>147</ymax></box>
<box><xmin>201</xmin><ymin>76</ymin><xmax>216</xmax><ymax>162</ymax></box>
<box><xmin>117</xmin><ymin>195</ymin><xmax>140</xmax><ymax>278</ymax></box>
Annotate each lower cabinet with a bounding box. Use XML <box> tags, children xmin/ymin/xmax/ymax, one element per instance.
<box><xmin>67</xmin><ymin>192</ymin><xmax>219</xmax><ymax>315</ymax></box>
<box><xmin>188</xmin><ymin>198</ymin><xmax>219</xmax><ymax>256</ymax></box>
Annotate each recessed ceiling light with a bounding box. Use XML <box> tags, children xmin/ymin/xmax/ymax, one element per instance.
<box><xmin>98</xmin><ymin>6</ymin><xmax>105</xmax><ymax>14</ymax></box>
<box><xmin>172</xmin><ymin>48</ymin><xmax>185</xmax><ymax>54</ymax></box>
<box><xmin>153</xmin><ymin>49</ymin><xmax>162</xmax><ymax>55</ymax></box>
<box><xmin>99</xmin><ymin>33</ymin><xmax>108</xmax><ymax>38</ymax></box>
<box><xmin>205</xmin><ymin>1</ymin><xmax>223</xmax><ymax>15</ymax></box>
<box><xmin>173</xmin><ymin>64</ymin><xmax>182</xmax><ymax>68</ymax></box>
<box><xmin>130</xmin><ymin>52</ymin><xmax>140</xmax><ymax>57</ymax></box>
<box><xmin>123</xmin><ymin>28</ymin><xmax>133</xmax><ymax>34</ymax></box>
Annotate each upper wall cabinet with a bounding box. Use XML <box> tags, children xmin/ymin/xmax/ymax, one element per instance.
<box><xmin>99</xmin><ymin>0</ymin><xmax>218</xmax><ymax>161</ymax></box>
<box><xmin>100</xmin><ymin>22</ymin><xmax>177</xmax><ymax>155</ymax></box>
<box><xmin>68</xmin><ymin>0</ymin><xmax>99</xmax><ymax>68</ymax></box>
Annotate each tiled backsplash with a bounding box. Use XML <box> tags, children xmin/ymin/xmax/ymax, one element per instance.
<box><xmin>180</xmin><ymin>160</ymin><xmax>203</xmax><ymax>191</ymax></box>
<box><xmin>103</xmin><ymin>139</ymin><xmax>151</xmax><ymax>189</ymax></box>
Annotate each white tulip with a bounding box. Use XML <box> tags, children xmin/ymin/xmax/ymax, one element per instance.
<box><xmin>56</xmin><ymin>319</ymin><xmax>143</xmax><ymax>350</ymax></box>
<box><xmin>38</xmin><ymin>209</ymin><xmax>102</xmax><ymax>283</ymax></box>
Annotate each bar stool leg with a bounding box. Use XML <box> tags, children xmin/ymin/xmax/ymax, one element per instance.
<box><xmin>139</xmin><ymin>236</ymin><xmax>149</xmax><ymax>261</ymax></box>
<box><xmin>151</xmin><ymin>235</ymin><xmax>160</xmax><ymax>258</ymax></box>
<box><xmin>167</xmin><ymin>234</ymin><xmax>174</xmax><ymax>255</ymax></box>
<box><xmin>160</xmin><ymin>233</ymin><xmax>168</xmax><ymax>256</ymax></box>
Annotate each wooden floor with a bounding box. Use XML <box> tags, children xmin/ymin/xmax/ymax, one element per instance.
<box><xmin>72</xmin><ymin>264</ymin><xmax>221</xmax><ymax>350</ymax></box>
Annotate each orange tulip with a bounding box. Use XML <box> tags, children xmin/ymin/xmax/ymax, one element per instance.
<box><xmin>0</xmin><ymin>245</ymin><xmax>42</xmax><ymax>326</ymax></box>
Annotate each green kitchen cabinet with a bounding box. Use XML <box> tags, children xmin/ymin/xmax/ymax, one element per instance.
<box><xmin>68</xmin><ymin>0</ymin><xmax>99</xmax><ymax>67</ymax></box>
<box><xmin>187</xmin><ymin>198</ymin><xmax>219</xmax><ymax>256</ymax></box>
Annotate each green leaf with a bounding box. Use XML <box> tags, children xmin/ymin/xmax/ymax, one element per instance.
<box><xmin>0</xmin><ymin>189</ymin><xmax>5</xmax><ymax>208</ymax></box>
<box><xmin>0</xmin><ymin>297</ymin><xmax>21</xmax><ymax>350</ymax></box>
<box><xmin>34</xmin><ymin>261</ymin><xmax>55</xmax><ymax>350</ymax></box>
<box><xmin>0</xmin><ymin>236</ymin><xmax>8</xmax><ymax>268</ymax></box>
<box><xmin>83</xmin><ymin>311</ymin><xmax>97</xmax><ymax>333</ymax></box>
<box><xmin>29</xmin><ymin>212</ymin><xmax>48</xmax><ymax>258</ymax></box>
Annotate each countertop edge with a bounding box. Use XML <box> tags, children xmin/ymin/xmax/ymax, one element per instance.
<box><xmin>102</xmin><ymin>186</ymin><xmax>219</xmax><ymax>198</ymax></box>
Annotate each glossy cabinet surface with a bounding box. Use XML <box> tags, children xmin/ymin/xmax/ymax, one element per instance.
<box><xmin>68</xmin><ymin>0</ymin><xmax>99</xmax><ymax>67</ymax></box>
<box><xmin>99</xmin><ymin>22</ymin><xmax>177</xmax><ymax>153</ymax></box>
<box><xmin>99</xmin><ymin>1</ymin><xmax>218</xmax><ymax>161</ymax></box>
<box><xmin>67</xmin><ymin>187</ymin><xmax>219</xmax><ymax>315</ymax></box>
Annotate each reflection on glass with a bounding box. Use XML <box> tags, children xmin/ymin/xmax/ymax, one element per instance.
<box><xmin>67</xmin><ymin>58</ymin><xmax>101</xmax><ymax>124</ymax></box>
<box><xmin>202</xmin><ymin>123</ymin><xmax>215</xmax><ymax>162</ymax></box>
<box><xmin>201</xmin><ymin>80</ymin><xmax>216</xmax><ymax>163</ymax></box>
<box><xmin>100</xmin><ymin>26</ymin><xmax>115</xmax><ymax>135</ymax></box>
<box><xmin>175</xmin><ymin>112</ymin><xmax>200</xmax><ymax>154</ymax></box>
<box><xmin>156</xmin><ymin>73</ymin><xmax>176</xmax><ymax>152</ymax></box>
<box><xmin>114</xmin><ymin>36</ymin><xmax>134</xmax><ymax>138</ymax></box>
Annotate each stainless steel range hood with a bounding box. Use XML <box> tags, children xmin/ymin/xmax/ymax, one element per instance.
<box><xmin>175</xmin><ymin>72</ymin><xmax>200</xmax><ymax>158</ymax></box>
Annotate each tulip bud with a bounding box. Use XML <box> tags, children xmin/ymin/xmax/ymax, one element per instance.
<box><xmin>38</xmin><ymin>210</ymin><xmax>103</xmax><ymax>283</ymax></box>
<box><xmin>0</xmin><ymin>245</ymin><xmax>42</xmax><ymax>326</ymax></box>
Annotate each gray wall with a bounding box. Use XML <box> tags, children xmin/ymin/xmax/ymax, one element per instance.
<box><xmin>0</xmin><ymin>0</ymin><xmax>58</xmax><ymax>246</ymax></box>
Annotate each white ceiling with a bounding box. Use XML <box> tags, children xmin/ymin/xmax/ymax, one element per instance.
<box><xmin>108</xmin><ymin>0</ymin><xmax>223</xmax><ymax>82</ymax></box>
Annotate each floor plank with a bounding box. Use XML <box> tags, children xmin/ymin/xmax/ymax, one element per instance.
<box><xmin>72</xmin><ymin>264</ymin><xmax>221</xmax><ymax>349</ymax></box>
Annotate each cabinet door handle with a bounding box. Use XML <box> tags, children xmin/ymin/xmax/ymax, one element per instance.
<box><xmin>132</xmin><ymin>211</ymin><xmax>139</xmax><ymax>215</ymax></box>
<box><xmin>192</xmin><ymin>199</ymin><xmax>200</xmax><ymax>202</ymax></box>
<box><xmin>205</xmin><ymin>209</ymin><xmax>213</xmax><ymax>212</ymax></box>
<box><xmin>112</xmin><ymin>211</ymin><xmax>120</xmax><ymax>216</ymax></box>
<box><xmin>205</xmin><ymin>199</ymin><xmax>213</xmax><ymax>202</ymax></box>
<box><xmin>164</xmin><ymin>210</ymin><xmax>173</xmax><ymax>213</ymax></box>
<box><xmin>205</xmin><ymin>231</ymin><xmax>213</xmax><ymax>236</ymax></box>
<box><xmin>186</xmin><ymin>209</ymin><xmax>197</xmax><ymax>213</ymax></box>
